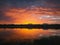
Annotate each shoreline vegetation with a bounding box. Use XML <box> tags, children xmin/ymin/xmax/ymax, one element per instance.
<box><xmin>0</xmin><ymin>24</ymin><xmax>60</xmax><ymax>29</ymax></box>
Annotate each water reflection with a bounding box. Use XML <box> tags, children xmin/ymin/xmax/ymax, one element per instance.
<box><xmin>0</xmin><ymin>28</ymin><xmax>60</xmax><ymax>42</ymax></box>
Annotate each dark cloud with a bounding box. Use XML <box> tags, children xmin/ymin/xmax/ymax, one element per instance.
<box><xmin>0</xmin><ymin>0</ymin><xmax>60</xmax><ymax>8</ymax></box>
<box><xmin>44</xmin><ymin>0</ymin><xmax>60</xmax><ymax>8</ymax></box>
<box><xmin>46</xmin><ymin>0</ymin><xmax>60</xmax><ymax>4</ymax></box>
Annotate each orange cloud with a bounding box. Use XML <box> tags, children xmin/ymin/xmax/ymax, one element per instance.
<box><xmin>3</xmin><ymin>7</ymin><xmax>60</xmax><ymax>24</ymax></box>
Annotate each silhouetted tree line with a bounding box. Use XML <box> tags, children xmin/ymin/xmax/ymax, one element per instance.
<box><xmin>0</xmin><ymin>24</ymin><xmax>60</xmax><ymax>29</ymax></box>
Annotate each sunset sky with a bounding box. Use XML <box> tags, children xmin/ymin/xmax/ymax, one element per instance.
<box><xmin>0</xmin><ymin>0</ymin><xmax>60</xmax><ymax>41</ymax></box>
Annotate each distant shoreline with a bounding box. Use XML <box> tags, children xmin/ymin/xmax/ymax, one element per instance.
<box><xmin>0</xmin><ymin>24</ymin><xmax>60</xmax><ymax>30</ymax></box>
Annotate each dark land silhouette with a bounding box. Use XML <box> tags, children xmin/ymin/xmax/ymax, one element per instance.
<box><xmin>0</xmin><ymin>24</ymin><xmax>60</xmax><ymax>29</ymax></box>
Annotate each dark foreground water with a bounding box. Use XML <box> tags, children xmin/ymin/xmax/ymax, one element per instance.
<box><xmin>0</xmin><ymin>29</ymin><xmax>60</xmax><ymax>45</ymax></box>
